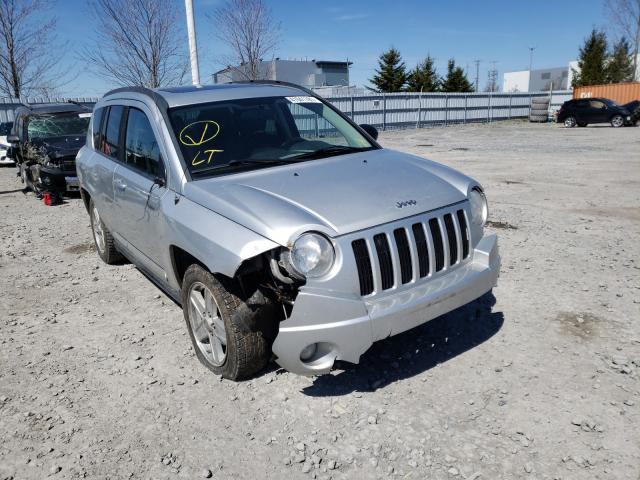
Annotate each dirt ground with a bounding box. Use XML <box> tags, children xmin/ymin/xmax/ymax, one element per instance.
<box><xmin>1</xmin><ymin>120</ymin><xmax>639</xmax><ymax>480</ymax></box>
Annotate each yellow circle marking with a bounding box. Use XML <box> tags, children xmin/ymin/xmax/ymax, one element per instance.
<box><xmin>179</xmin><ymin>120</ymin><xmax>221</xmax><ymax>146</ymax></box>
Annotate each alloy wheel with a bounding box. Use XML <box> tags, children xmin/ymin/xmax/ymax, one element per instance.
<box><xmin>92</xmin><ymin>206</ymin><xmax>106</xmax><ymax>254</ymax></box>
<box><xmin>564</xmin><ymin>117</ymin><xmax>576</xmax><ymax>128</ymax></box>
<box><xmin>187</xmin><ymin>282</ymin><xmax>227</xmax><ymax>366</ymax></box>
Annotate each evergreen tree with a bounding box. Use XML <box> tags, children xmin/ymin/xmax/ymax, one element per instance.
<box><xmin>406</xmin><ymin>56</ymin><xmax>439</xmax><ymax>92</ymax></box>
<box><xmin>440</xmin><ymin>59</ymin><xmax>474</xmax><ymax>93</ymax></box>
<box><xmin>572</xmin><ymin>29</ymin><xmax>608</xmax><ymax>87</ymax></box>
<box><xmin>369</xmin><ymin>47</ymin><xmax>407</xmax><ymax>92</ymax></box>
<box><xmin>606</xmin><ymin>37</ymin><xmax>634</xmax><ymax>83</ymax></box>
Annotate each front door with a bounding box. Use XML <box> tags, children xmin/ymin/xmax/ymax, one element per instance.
<box><xmin>112</xmin><ymin>106</ymin><xmax>168</xmax><ymax>280</ymax></box>
<box><xmin>588</xmin><ymin>99</ymin><xmax>608</xmax><ymax>123</ymax></box>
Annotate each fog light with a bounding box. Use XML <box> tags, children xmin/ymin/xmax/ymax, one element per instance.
<box><xmin>300</xmin><ymin>343</ymin><xmax>318</xmax><ymax>361</ymax></box>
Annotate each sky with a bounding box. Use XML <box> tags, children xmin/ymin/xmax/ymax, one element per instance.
<box><xmin>53</xmin><ymin>0</ymin><xmax>611</xmax><ymax>97</ymax></box>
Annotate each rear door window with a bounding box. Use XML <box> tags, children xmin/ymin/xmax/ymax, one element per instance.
<box><xmin>123</xmin><ymin>107</ymin><xmax>163</xmax><ymax>178</ymax></box>
<box><xmin>103</xmin><ymin>106</ymin><xmax>124</xmax><ymax>159</ymax></box>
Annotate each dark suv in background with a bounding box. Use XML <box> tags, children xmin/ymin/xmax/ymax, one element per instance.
<box><xmin>556</xmin><ymin>98</ymin><xmax>633</xmax><ymax>128</ymax></box>
<box><xmin>9</xmin><ymin>103</ymin><xmax>91</xmax><ymax>201</ymax></box>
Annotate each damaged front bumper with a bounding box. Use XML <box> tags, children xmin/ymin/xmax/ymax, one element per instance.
<box><xmin>272</xmin><ymin>234</ymin><xmax>500</xmax><ymax>375</ymax></box>
<box><xmin>38</xmin><ymin>166</ymin><xmax>79</xmax><ymax>193</ymax></box>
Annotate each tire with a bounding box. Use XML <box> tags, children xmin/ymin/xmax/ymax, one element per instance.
<box><xmin>529</xmin><ymin>114</ymin><xmax>548</xmax><ymax>122</ymax></box>
<box><xmin>181</xmin><ymin>264</ymin><xmax>271</xmax><ymax>380</ymax></box>
<box><xmin>531</xmin><ymin>97</ymin><xmax>550</xmax><ymax>106</ymax></box>
<box><xmin>531</xmin><ymin>108</ymin><xmax>549</xmax><ymax>115</ymax></box>
<box><xmin>577</xmin><ymin>122</ymin><xmax>587</xmax><ymax>127</ymax></box>
<box><xmin>89</xmin><ymin>199</ymin><xmax>122</xmax><ymax>264</ymax></box>
<box><xmin>610</xmin><ymin>114</ymin><xmax>624</xmax><ymax>128</ymax></box>
<box><xmin>563</xmin><ymin>116</ymin><xmax>577</xmax><ymax>128</ymax></box>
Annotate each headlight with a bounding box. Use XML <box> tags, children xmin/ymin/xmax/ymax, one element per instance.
<box><xmin>290</xmin><ymin>233</ymin><xmax>335</xmax><ymax>278</ymax></box>
<box><xmin>469</xmin><ymin>187</ymin><xmax>488</xmax><ymax>226</ymax></box>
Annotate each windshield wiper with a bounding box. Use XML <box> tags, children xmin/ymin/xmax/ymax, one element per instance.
<box><xmin>290</xmin><ymin>145</ymin><xmax>370</xmax><ymax>161</ymax></box>
<box><xmin>190</xmin><ymin>158</ymin><xmax>299</xmax><ymax>177</ymax></box>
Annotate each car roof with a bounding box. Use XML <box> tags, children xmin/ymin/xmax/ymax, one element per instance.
<box><xmin>103</xmin><ymin>82</ymin><xmax>311</xmax><ymax>109</ymax></box>
<box><xmin>14</xmin><ymin>103</ymin><xmax>90</xmax><ymax>115</ymax></box>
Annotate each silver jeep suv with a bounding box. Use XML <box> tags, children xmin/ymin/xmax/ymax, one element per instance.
<box><xmin>76</xmin><ymin>83</ymin><xmax>500</xmax><ymax>379</ymax></box>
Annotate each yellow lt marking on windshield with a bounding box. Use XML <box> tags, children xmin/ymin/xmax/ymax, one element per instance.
<box><xmin>192</xmin><ymin>149</ymin><xmax>224</xmax><ymax>166</ymax></box>
<box><xmin>179</xmin><ymin>120</ymin><xmax>221</xmax><ymax>146</ymax></box>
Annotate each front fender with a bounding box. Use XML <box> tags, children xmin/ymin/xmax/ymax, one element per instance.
<box><xmin>165</xmin><ymin>195</ymin><xmax>279</xmax><ymax>278</ymax></box>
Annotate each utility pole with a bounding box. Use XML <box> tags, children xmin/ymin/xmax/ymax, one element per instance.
<box><xmin>487</xmin><ymin>61</ymin><xmax>498</xmax><ymax>92</ymax></box>
<box><xmin>474</xmin><ymin>59</ymin><xmax>481</xmax><ymax>92</ymax></box>
<box><xmin>184</xmin><ymin>0</ymin><xmax>200</xmax><ymax>85</ymax></box>
<box><xmin>634</xmin><ymin>15</ymin><xmax>640</xmax><ymax>80</ymax></box>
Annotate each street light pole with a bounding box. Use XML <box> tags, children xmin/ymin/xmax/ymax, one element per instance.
<box><xmin>185</xmin><ymin>0</ymin><xmax>200</xmax><ymax>85</ymax></box>
<box><xmin>528</xmin><ymin>46</ymin><xmax>536</xmax><ymax>91</ymax></box>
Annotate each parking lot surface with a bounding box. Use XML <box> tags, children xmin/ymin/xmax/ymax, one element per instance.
<box><xmin>1</xmin><ymin>120</ymin><xmax>639</xmax><ymax>479</ymax></box>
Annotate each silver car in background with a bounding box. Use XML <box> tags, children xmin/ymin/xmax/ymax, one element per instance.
<box><xmin>76</xmin><ymin>82</ymin><xmax>500</xmax><ymax>379</ymax></box>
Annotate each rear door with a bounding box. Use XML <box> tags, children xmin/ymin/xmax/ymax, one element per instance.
<box><xmin>572</xmin><ymin>100</ymin><xmax>590</xmax><ymax>122</ymax></box>
<box><xmin>112</xmin><ymin>105</ymin><xmax>168</xmax><ymax>279</ymax></box>
<box><xmin>81</xmin><ymin>105</ymin><xmax>123</xmax><ymax>230</ymax></box>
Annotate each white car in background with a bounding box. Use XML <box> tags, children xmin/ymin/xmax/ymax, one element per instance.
<box><xmin>0</xmin><ymin>121</ymin><xmax>14</xmax><ymax>165</ymax></box>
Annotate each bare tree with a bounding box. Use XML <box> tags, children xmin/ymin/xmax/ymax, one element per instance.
<box><xmin>0</xmin><ymin>0</ymin><xmax>68</xmax><ymax>98</ymax></box>
<box><xmin>605</xmin><ymin>0</ymin><xmax>640</xmax><ymax>79</ymax></box>
<box><xmin>84</xmin><ymin>0</ymin><xmax>187</xmax><ymax>88</ymax></box>
<box><xmin>210</xmin><ymin>0</ymin><xmax>280</xmax><ymax>81</ymax></box>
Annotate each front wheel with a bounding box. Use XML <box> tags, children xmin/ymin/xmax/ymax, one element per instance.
<box><xmin>611</xmin><ymin>115</ymin><xmax>624</xmax><ymax>128</ymax></box>
<box><xmin>181</xmin><ymin>265</ymin><xmax>271</xmax><ymax>380</ymax></box>
<box><xmin>563</xmin><ymin>116</ymin><xmax>577</xmax><ymax>128</ymax></box>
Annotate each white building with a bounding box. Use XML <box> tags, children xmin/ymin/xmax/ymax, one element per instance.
<box><xmin>503</xmin><ymin>66</ymin><xmax>569</xmax><ymax>92</ymax></box>
<box><xmin>212</xmin><ymin>59</ymin><xmax>352</xmax><ymax>88</ymax></box>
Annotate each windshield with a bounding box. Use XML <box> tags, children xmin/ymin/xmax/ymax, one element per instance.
<box><xmin>27</xmin><ymin>113</ymin><xmax>91</xmax><ymax>140</ymax></box>
<box><xmin>168</xmin><ymin>95</ymin><xmax>375</xmax><ymax>177</ymax></box>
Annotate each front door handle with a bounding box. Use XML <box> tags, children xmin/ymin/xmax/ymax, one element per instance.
<box><xmin>114</xmin><ymin>179</ymin><xmax>127</xmax><ymax>192</ymax></box>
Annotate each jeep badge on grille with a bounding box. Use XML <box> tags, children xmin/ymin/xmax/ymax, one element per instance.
<box><xmin>396</xmin><ymin>200</ymin><xmax>417</xmax><ymax>208</ymax></box>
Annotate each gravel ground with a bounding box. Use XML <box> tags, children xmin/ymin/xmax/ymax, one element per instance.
<box><xmin>1</xmin><ymin>120</ymin><xmax>639</xmax><ymax>480</ymax></box>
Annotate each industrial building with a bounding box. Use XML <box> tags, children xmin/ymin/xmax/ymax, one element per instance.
<box><xmin>505</xmin><ymin>54</ymin><xmax>640</xmax><ymax>92</ymax></box>
<box><xmin>503</xmin><ymin>66</ymin><xmax>569</xmax><ymax>92</ymax></box>
<box><xmin>212</xmin><ymin>58</ymin><xmax>352</xmax><ymax>88</ymax></box>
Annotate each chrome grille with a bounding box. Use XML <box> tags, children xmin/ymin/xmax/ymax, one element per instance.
<box><xmin>351</xmin><ymin>206</ymin><xmax>471</xmax><ymax>297</ymax></box>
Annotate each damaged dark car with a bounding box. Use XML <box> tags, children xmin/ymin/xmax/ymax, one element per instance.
<box><xmin>9</xmin><ymin>103</ymin><xmax>91</xmax><ymax>202</ymax></box>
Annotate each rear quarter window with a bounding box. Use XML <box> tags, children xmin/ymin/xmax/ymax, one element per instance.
<box><xmin>103</xmin><ymin>106</ymin><xmax>124</xmax><ymax>159</ymax></box>
<box><xmin>91</xmin><ymin>108</ymin><xmax>105</xmax><ymax>149</ymax></box>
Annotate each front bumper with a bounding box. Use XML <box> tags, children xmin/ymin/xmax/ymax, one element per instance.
<box><xmin>272</xmin><ymin>234</ymin><xmax>500</xmax><ymax>375</ymax></box>
<box><xmin>0</xmin><ymin>151</ymin><xmax>13</xmax><ymax>164</ymax></box>
<box><xmin>39</xmin><ymin>167</ymin><xmax>79</xmax><ymax>193</ymax></box>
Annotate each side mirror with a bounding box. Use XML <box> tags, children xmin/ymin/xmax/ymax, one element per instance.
<box><xmin>6</xmin><ymin>134</ymin><xmax>19</xmax><ymax>143</ymax></box>
<box><xmin>359</xmin><ymin>123</ymin><xmax>378</xmax><ymax>140</ymax></box>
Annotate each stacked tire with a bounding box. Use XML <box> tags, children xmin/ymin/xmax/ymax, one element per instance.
<box><xmin>529</xmin><ymin>97</ymin><xmax>550</xmax><ymax>123</ymax></box>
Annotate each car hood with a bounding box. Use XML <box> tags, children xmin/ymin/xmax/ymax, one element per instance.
<box><xmin>183</xmin><ymin>149</ymin><xmax>473</xmax><ymax>246</ymax></box>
